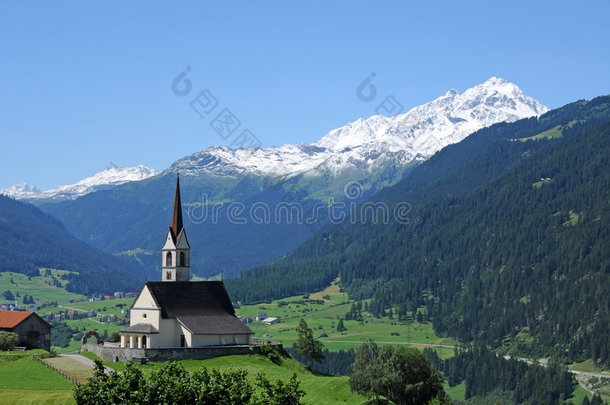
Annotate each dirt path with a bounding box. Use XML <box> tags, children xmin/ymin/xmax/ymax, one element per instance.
<box><xmin>42</xmin><ymin>354</ymin><xmax>114</xmax><ymax>385</ymax></box>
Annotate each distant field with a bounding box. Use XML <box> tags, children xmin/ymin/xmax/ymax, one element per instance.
<box><xmin>236</xmin><ymin>280</ymin><xmax>459</xmax><ymax>356</ymax></box>
<box><xmin>0</xmin><ymin>270</ymin><xmax>85</xmax><ymax>306</ymax></box>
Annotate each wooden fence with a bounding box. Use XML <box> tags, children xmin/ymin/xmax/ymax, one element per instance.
<box><xmin>32</xmin><ymin>353</ymin><xmax>81</xmax><ymax>386</ymax></box>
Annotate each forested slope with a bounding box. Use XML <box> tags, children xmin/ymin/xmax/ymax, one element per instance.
<box><xmin>0</xmin><ymin>195</ymin><xmax>147</xmax><ymax>294</ymax></box>
<box><xmin>227</xmin><ymin>96</ymin><xmax>610</xmax><ymax>366</ymax></box>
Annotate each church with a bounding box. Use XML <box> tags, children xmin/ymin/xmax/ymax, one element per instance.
<box><xmin>119</xmin><ymin>175</ymin><xmax>253</xmax><ymax>350</ymax></box>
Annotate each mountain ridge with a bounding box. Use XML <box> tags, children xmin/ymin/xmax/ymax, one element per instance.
<box><xmin>166</xmin><ymin>77</ymin><xmax>547</xmax><ymax>179</ymax></box>
<box><xmin>1</xmin><ymin>163</ymin><xmax>158</xmax><ymax>202</ymax></box>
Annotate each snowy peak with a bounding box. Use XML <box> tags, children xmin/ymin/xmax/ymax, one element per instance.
<box><xmin>169</xmin><ymin>77</ymin><xmax>548</xmax><ymax>178</ymax></box>
<box><xmin>1</xmin><ymin>164</ymin><xmax>159</xmax><ymax>201</ymax></box>
<box><xmin>0</xmin><ymin>183</ymin><xmax>41</xmax><ymax>199</ymax></box>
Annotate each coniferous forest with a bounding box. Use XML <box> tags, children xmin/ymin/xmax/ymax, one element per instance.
<box><xmin>227</xmin><ymin>97</ymin><xmax>610</xmax><ymax>367</ymax></box>
<box><xmin>0</xmin><ymin>195</ymin><xmax>147</xmax><ymax>294</ymax></box>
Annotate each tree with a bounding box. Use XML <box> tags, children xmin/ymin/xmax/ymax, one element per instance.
<box><xmin>350</xmin><ymin>340</ymin><xmax>449</xmax><ymax>405</ymax></box>
<box><xmin>2</xmin><ymin>290</ymin><xmax>15</xmax><ymax>301</ymax></box>
<box><xmin>337</xmin><ymin>319</ymin><xmax>346</xmax><ymax>332</ymax></box>
<box><xmin>349</xmin><ymin>340</ymin><xmax>383</xmax><ymax>402</ymax></box>
<box><xmin>0</xmin><ymin>331</ymin><xmax>20</xmax><ymax>349</ymax></box>
<box><xmin>295</xmin><ymin>318</ymin><xmax>324</xmax><ymax>368</ymax></box>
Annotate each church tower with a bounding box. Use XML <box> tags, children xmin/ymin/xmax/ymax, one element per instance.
<box><xmin>162</xmin><ymin>174</ymin><xmax>190</xmax><ymax>281</ymax></box>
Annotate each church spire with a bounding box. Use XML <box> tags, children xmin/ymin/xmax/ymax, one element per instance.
<box><xmin>170</xmin><ymin>173</ymin><xmax>183</xmax><ymax>238</ymax></box>
<box><xmin>162</xmin><ymin>173</ymin><xmax>190</xmax><ymax>282</ymax></box>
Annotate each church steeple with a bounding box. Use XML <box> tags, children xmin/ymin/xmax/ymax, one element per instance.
<box><xmin>170</xmin><ymin>174</ymin><xmax>183</xmax><ymax>239</ymax></box>
<box><xmin>162</xmin><ymin>174</ymin><xmax>190</xmax><ymax>282</ymax></box>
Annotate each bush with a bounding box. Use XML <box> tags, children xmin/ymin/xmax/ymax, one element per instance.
<box><xmin>0</xmin><ymin>331</ymin><xmax>20</xmax><ymax>349</ymax></box>
<box><xmin>74</xmin><ymin>360</ymin><xmax>305</xmax><ymax>404</ymax></box>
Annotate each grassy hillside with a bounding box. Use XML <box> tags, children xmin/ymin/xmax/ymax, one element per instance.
<box><xmin>0</xmin><ymin>270</ymin><xmax>85</xmax><ymax>306</ymax></box>
<box><xmin>83</xmin><ymin>352</ymin><xmax>366</xmax><ymax>405</ymax></box>
<box><xmin>236</xmin><ymin>281</ymin><xmax>458</xmax><ymax>354</ymax></box>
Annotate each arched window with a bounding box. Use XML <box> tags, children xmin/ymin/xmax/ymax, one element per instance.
<box><xmin>166</xmin><ymin>271</ymin><xmax>172</xmax><ymax>280</ymax></box>
<box><xmin>180</xmin><ymin>252</ymin><xmax>185</xmax><ymax>267</ymax></box>
<box><xmin>166</xmin><ymin>252</ymin><xmax>172</xmax><ymax>267</ymax></box>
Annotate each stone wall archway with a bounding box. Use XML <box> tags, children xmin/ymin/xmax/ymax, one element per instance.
<box><xmin>82</xmin><ymin>329</ymin><xmax>102</xmax><ymax>345</ymax></box>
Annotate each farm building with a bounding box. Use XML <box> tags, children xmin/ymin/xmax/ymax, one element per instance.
<box><xmin>0</xmin><ymin>310</ymin><xmax>52</xmax><ymax>351</ymax></box>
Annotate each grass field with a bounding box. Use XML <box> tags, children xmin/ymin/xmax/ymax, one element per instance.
<box><xmin>569</xmin><ymin>386</ymin><xmax>593</xmax><ymax>404</ymax></box>
<box><xmin>43</xmin><ymin>356</ymin><xmax>95</xmax><ymax>384</ymax></box>
<box><xmin>569</xmin><ymin>359</ymin><xmax>609</xmax><ymax>374</ymax></box>
<box><xmin>444</xmin><ymin>381</ymin><xmax>466</xmax><ymax>402</ymax></box>
<box><xmin>235</xmin><ymin>280</ymin><xmax>458</xmax><ymax>356</ymax></box>
<box><xmin>0</xmin><ymin>270</ymin><xmax>85</xmax><ymax>306</ymax></box>
<box><xmin>80</xmin><ymin>352</ymin><xmax>366</xmax><ymax>405</ymax></box>
<box><xmin>0</xmin><ymin>353</ymin><xmax>74</xmax><ymax>404</ymax></box>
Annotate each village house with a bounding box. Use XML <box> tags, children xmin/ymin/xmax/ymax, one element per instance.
<box><xmin>261</xmin><ymin>317</ymin><xmax>280</xmax><ymax>325</ymax></box>
<box><xmin>0</xmin><ymin>310</ymin><xmax>52</xmax><ymax>351</ymax></box>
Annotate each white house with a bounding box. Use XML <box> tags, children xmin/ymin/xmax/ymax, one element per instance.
<box><xmin>120</xmin><ymin>175</ymin><xmax>253</xmax><ymax>349</ymax></box>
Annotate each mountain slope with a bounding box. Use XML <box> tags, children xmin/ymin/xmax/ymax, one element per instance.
<box><xmin>37</xmin><ymin>78</ymin><xmax>546</xmax><ymax>278</ymax></box>
<box><xmin>0</xmin><ymin>195</ymin><xmax>148</xmax><ymax>294</ymax></box>
<box><xmin>1</xmin><ymin>163</ymin><xmax>158</xmax><ymax>202</ymax></box>
<box><xmin>226</xmin><ymin>96</ymin><xmax>610</xmax><ymax>366</ymax></box>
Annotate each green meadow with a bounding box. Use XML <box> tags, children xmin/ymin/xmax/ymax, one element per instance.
<box><xmin>0</xmin><ymin>353</ymin><xmax>74</xmax><ymax>404</ymax></box>
<box><xmin>0</xmin><ymin>270</ymin><xmax>85</xmax><ymax>306</ymax></box>
<box><xmin>235</xmin><ymin>280</ymin><xmax>459</xmax><ymax>356</ymax></box>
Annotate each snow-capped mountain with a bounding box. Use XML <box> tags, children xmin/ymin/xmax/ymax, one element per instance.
<box><xmin>1</xmin><ymin>163</ymin><xmax>159</xmax><ymax>201</ymax></box>
<box><xmin>0</xmin><ymin>183</ymin><xmax>41</xmax><ymax>199</ymax></box>
<box><xmin>168</xmin><ymin>77</ymin><xmax>548</xmax><ymax>179</ymax></box>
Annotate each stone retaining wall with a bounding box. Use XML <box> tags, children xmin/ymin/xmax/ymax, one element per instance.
<box><xmin>81</xmin><ymin>343</ymin><xmax>275</xmax><ymax>363</ymax></box>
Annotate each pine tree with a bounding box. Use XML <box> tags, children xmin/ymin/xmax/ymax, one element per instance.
<box><xmin>295</xmin><ymin>318</ymin><xmax>324</xmax><ymax>368</ymax></box>
<box><xmin>337</xmin><ymin>319</ymin><xmax>346</xmax><ymax>332</ymax></box>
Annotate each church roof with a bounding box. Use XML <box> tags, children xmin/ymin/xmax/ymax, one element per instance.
<box><xmin>121</xmin><ymin>323</ymin><xmax>159</xmax><ymax>334</ymax></box>
<box><xmin>141</xmin><ymin>281</ymin><xmax>253</xmax><ymax>335</ymax></box>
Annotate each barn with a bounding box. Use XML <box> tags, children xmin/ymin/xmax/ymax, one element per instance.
<box><xmin>0</xmin><ymin>310</ymin><xmax>52</xmax><ymax>351</ymax></box>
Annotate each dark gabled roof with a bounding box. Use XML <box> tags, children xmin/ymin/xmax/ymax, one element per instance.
<box><xmin>141</xmin><ymin>281</ymin><xmax>253</xmax><ymax>335</ymax></box>
<box><xmin>121</xmin><ymin>323</ymin><xmax>159</xmax><ymax>334</ymax></box>
<box><xmin>178</xmin><ymin>315</ymin><xmax>253</xmax><ymax>335</ymax></box>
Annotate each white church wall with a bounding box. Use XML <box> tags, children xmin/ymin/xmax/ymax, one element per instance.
<box><xmin>190</xmin><ymin>333</ymin><xmax>251</xmax><ymax>347</ymax></box>
<box><xmin>155</xmin><ymin>318</ymin><xmax>180</xmax><ymax>347</ymax></box>
<box><xmin>133</xmin><ymin>287</ymin><xmax>158</xmax><ymax>309</ymax></box>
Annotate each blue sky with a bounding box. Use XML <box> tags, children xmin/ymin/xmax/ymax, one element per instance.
<box><xmin>1</xmin><ymin>1</ymin><xmax>609</xmax><ymax>189</ymax></box>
